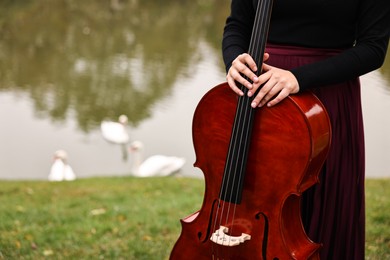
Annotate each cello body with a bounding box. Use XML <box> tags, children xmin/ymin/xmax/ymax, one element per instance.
<box><xmin>170</xmin><ymin>0</ymin><xmax>331</xmax><ymax>258</ymax></box>
<box><xmin>170</xmin><ymin>82</ymin><xmax>331</xmax><ymax>259</ymax></box>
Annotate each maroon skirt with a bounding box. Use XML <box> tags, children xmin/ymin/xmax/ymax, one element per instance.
<box><xmin>265</xmin><ymin>44</ymin><xmax>365</xmax><ymax>260</ymax></box>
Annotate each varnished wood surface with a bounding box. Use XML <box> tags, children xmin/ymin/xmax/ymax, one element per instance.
<box><xmin>170</xmin><ymin>82</ymin><xmax>331</xmax><ymax>259</ymax></box>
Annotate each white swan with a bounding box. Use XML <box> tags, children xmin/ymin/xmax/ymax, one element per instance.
<box><xmin>129</xmin><ymin>141</ymin><xmax>186</xmax><ymax>177</ymax></box>
<box><xmin>48</xmin><ymin>150</ymin><xmax>76</xmax><ymax>181</ymax></box>
<box><xmin>101</xmin><ymin>115</ymin><xmax>130</xmax><ymax>144</ymax></box>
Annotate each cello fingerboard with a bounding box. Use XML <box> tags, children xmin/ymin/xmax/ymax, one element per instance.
<box><xmin>219</xmin><ymin>0</ymin><xmax>274</xmax><ymax>204</ymax></box>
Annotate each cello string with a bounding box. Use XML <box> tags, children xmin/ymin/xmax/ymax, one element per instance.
<box><xmin>218</xmin><ymin>94</ymin><xmax>246</xmax><ymax>248</ymax></box>
<box><xmin>219</xmin><ymin>0</ymin><xmax>266</xmax><ymax>246</ymax></box>
<box><xmin>211</xmin><ymin>86</ymin><xmax>248</xmax><ymax>252</ymax></box>
<box><xmin>211</xmin><ymin>74</ymin><xmax>249</xmax><ymax>254</ymax></box>
<box><xmin>211</xmin><ymin>0</ymin><xmax>269</xmax><ymax>256</ymax></box>
<box><xmin>225</xmin><ymin>0</ymin><xmax>266</xmax><ymax>235</ymax></box>
<box><xmin>211</xmin><ymin>93</ymin><xmax>246</xmax><ymax>256</ymax></box>
<box><xmin>226</xmin><ymin>0</ymin><xmax>269</xmax><ymax>249</ymax></box>
<box><xmin>213</xmin><ymin>66</ymin><xmax>250</xmax><ymax>233</ymax></box>
<box><xmin>228</xmin><ymin>0</ymin><xmax>265</xmax><ymax>246</ymax></box>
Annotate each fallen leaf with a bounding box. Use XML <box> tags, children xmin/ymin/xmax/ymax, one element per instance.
<box><xmin>43</xmin><ymin>249</ymin><xmax>53</xmax><ymax>256</ymax></box>
<box><xmin>90</xmin><ymin>208</ymin><xmax>106</xmax><ymax>216</ymax></box>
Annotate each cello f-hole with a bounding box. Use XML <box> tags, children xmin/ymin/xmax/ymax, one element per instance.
<box><xmin>255</xmin><ymin>212</ymin><xmax>270</xmax><ymax>260</ymax></box>
<box><xmin>198</xmin><ymin>199</ymin><xmax>220</xmax><ymax>243</ymax></box>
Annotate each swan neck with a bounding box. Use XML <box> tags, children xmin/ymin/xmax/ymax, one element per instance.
<box><xmin>131</xmin><ymin>149</ymin><xmax>143</xmax><ymax>175</ymax></box>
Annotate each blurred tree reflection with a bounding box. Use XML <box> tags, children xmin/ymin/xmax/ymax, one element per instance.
<box><xmin>1</xmin><ymin>0</ymin><xmax>388</xmax><ymax>132</ymax></box>
<box><xmin>0</xmin><ymin>0</ymin><xmax>230</xmax><ymax>131</ymax></box>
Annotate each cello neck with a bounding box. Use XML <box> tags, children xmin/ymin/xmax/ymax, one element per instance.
<box><xmin>219</xmin><ymin>0</ymin><xmax>274</xmax><ymax>204</ymax></box>
<box><xmin>249</xmin><ymin>0</ymin><xmax>273</xmax><ymax>76</ymax></box>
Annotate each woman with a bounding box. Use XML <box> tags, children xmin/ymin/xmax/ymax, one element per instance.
<box><xmin>222</xmin><ymin>0</ymin><xmax>389</xmax><ymax>259</ymax></box>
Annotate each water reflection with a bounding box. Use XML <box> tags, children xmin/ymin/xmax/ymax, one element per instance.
<box><xmin>0</xmin><ymin>1</ymin><xmax>389</xmax><ymax>179</ymax></box>
<box><xmin>0</xmin><ymin>0</ymin><xmax>229</xmax><ymax>131</ymax></box>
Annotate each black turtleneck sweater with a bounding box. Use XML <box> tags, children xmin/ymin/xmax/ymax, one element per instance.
<box><xmin>222</xmin><ymin>0</ymin><xmax>390</xmax><ymax>90</ymax></box>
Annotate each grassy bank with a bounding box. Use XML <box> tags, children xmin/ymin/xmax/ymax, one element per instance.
<box><xmin>0</xmin><ymin>177</ymin><xmax>389</xmax><ymax>259</ymax></box>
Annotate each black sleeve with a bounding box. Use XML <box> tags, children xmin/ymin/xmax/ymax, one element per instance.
<box><xmin>222</xmin><ymin>0</ymin><xmax>390</xmax><ymax>91</ymax></box>
<box><xmin>222</xmin><ymin>0</ymin><xmax>256</xmax><ymax>72</ymax></box>
<box><xmin>291</xmin><ymin>0</ymin><xmax>390</xmax><ymax>90</ymax></box>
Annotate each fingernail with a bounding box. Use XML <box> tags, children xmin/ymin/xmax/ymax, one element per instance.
<box><xmin>248</xmin><ymin>91</ymin><xmax>253</xmax><ymax>97</ymax></box>
<box><xmin>251</xmin><ymin>101</ymin><xmax>257</xmax><ymax>108</ymax></box>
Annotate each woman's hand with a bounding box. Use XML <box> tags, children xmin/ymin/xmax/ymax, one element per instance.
<box><xmin>249</xmin><ymin>63</ymin><xmax>300</xmax><ymax>107</ymax></box>
<box><xmin>226</xmin><ymin>53</ymin><xmax>263</xmax><ymax>96</ymax></box>
<box><xmin>226</xmin><ymin>53</ymin><xmax>300</xmax><ymax>108</ymax></box>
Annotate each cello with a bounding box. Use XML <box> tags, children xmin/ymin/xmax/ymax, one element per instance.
<box><xmin>170</xmin><ymin>0</ymin><xmax>331</xmax><ymax>258</ymax></box>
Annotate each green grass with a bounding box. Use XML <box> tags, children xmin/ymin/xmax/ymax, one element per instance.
<box><xmin>365</xmin><ymin>178</ymin><xmax>390</xmax><ymax>259</ymax></box>
<box><xmin>0</xmin><ymin>177</ymin><xmax>389</xmax><ymax>259</ymax></box>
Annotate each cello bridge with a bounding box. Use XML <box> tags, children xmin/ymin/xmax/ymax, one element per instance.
<box><xmin>210</xmin><ymin>226</ymin><xmax>251</xmax><ymax>247</ymax></box>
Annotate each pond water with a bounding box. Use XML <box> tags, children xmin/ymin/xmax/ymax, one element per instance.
<box><xmin>0</xmin><ymin>0</ymin><xmax>389</xmax><ymax>180</ymax></box>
